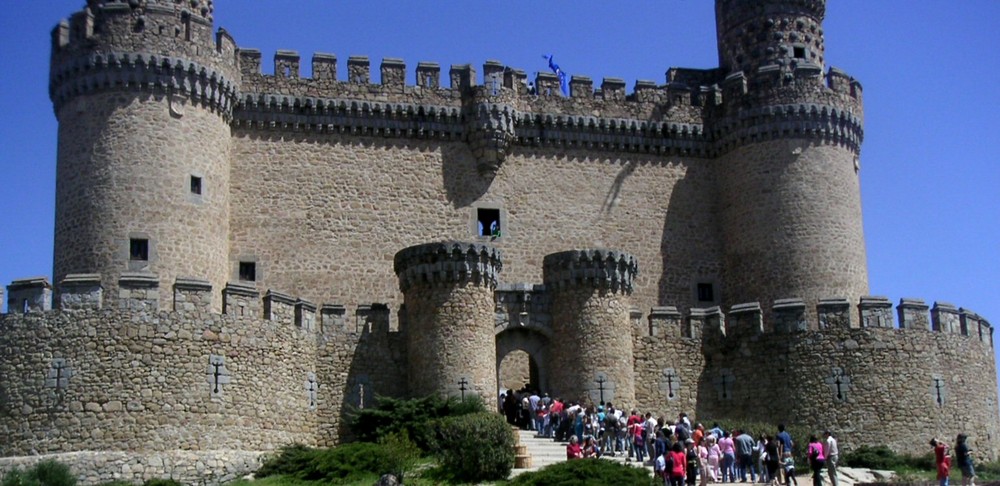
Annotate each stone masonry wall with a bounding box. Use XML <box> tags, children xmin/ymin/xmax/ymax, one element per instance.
<box><xmin>548</xmin><ymin>286</ymin><xmax>635</xmax><ymax>406</ymax></box>
<box><xmin>228</xmin><ymin>134</ymin><xmax>719</xmax><ymax>322</ymax></box>
<box><xmin>0</xmin><ymin>309</ymin><xmax>319</xmax><ymax>456</ymax></box>
<box><xmin>716</xmin><ymin>139</ymin><xmax>868</xmax><ymax>324</ymax></box>
<box><xmin>403</xmin><ymin>283</ymin><xmax>497</xmax><ymax>400</ymax></box>
<box><xmin>631</xmin><ymin>306</ymin><xmax>999</xmax><ymax>460</ymax></box>
<box><xmin>53</xmin><ymin>91</ymin><xmax>232</xmax><ymax>312</ymax></box>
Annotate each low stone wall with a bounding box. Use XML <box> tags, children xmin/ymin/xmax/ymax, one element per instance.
<box><xmin>0</xmin><ymin>450</ymin><xmax>265</xmax><ymax>485</ymax></box>
<box><xmin>0</xmin><ymin>309</ymin><xmax>320</xmax><ymax>456</ymax></box>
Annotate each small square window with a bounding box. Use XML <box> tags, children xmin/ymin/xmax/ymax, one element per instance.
<box><xmin>477</xmin><ymin>208</ymin><xmax>501</xmax><ymax>238</ymax></box>
<box><xmin>239</xmin><ymin>261</ymin><xmax>257</xmax><ymax>282</ymax></box>
<box><xmin>793</xmin><ymin>47</ymin><xmax>806</xmax><ymax>59</ymax></box>
<box><xmin>696</xmin><ymin>283</ymin><xmax>715</xmax><ymax>303</ymax></box>
<box><xmin>130</xmin><ymin>238</ymin><xmax>149</xmax><ymax>261</ymax></box>
<box><xmin>190</xmin><ymin>176</ymin><xmax>202</xmax><ymax>195</ymax></box>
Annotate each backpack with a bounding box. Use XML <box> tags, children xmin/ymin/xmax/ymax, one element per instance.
<box><xmin>676</xmin><ymin>425</ymin><xmax>690</xmax><ymax>442</ymax></box>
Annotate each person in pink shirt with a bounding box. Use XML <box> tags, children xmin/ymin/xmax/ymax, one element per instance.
<box><xmin>719</xmin><ymin>431</ymin><xmax>736</xmax><ymax>482</ymax></box>
<box><xmin>807</xmin><ymin>435</ymin><xmax>826</xmax><ymax>486</ymax></box>
<box><xmin>706</xmin><ymin>435</ymin><xmax>722</xmax><ymax>482</ymax></box>
<box><xmin>566</xmin><ymin>435</ymin><xmax>583</xmax><ymax>460</ymax></box>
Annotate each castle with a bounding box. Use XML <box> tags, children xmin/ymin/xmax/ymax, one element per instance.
<box><xmin>0</xmin><ymin>0</ymin><xmax>997</xmax><ymax>483</ymax></box>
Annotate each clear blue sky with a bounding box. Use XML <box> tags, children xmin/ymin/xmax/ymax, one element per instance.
<box><xmin>1</xmin><ymin>2</ymin><xmax>997</xmax><ymax>397</ymax></box>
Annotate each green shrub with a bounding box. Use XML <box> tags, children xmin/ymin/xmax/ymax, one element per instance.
<box><xmin>842</xmin><ymin>445</ymin><xmax>933</xmax><ymax>472</ymax></box>
<box><xmin>433</xmin><ymin>411</ymin><xmax>515</xmax><ymax>482</ymax></box>
<box><xmin>509</xmin><ymin>459</ymin><xmax>652</xmax><ymax>486</ymax></box>
<box><xmin>1</xmin><ymin>461</ymin><xmax>76</xmax><ymax>486</ymax></box>
<box><xmin>142</xmin><ymin>480</ymin><xmax>183</xmax><ymax>486</ymax></box>
<box><xmin>377</xmin><ymin>431</ymin><xmax>422</xmax><ymax>482</ymax></box>
<box><xmin>255</xmin><ymin>444</ymin><xmax>317</xmax><ymax>479</ymax></box>
<box><xmin>256</xmin><ymin>442</ymin><xmax>417</xmax><ymax>484</ymax></box>
<box><xmin>349</xmin><ymin>394</ymin><xmax>486</xmax><ymax>453</ymax></box>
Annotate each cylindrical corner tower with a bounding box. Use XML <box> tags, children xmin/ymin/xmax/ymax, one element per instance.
<box><xmin>715</xmin><ymin>0</ymin><xmax>826</xmax><ymax>75</ymax></box>
<box><xmin>713</xmin><ymin>0</ymin><xmax>868</xmax><ymax>324</ymax></box>
<box><xmin>544</xmin><ymin>249</ymin><xmax>638</xmax><ymax>407</ymax></box>
<box><xmin>50</xmin><ymin>0</ymin><xmax>238</xmax><ymax>311</ymax></box>
<box><xmin>394</xmin><ymin>241</ymin><xmax>502</xmax><ymax>400</ymax></box>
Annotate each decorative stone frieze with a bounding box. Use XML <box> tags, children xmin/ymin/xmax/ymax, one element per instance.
<box><xmin>541</xmin><ymin>249</ymin><xmax>638</xmax><ymax>294</ymax></box>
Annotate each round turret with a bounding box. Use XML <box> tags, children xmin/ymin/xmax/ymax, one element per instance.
<box><xmin>394</xmin><ymin>241</ymin><xmax>503</xmax><ymax>400</ymax></box>
<box><xmin>544</xmin><ymin>249</ymin><xmax>638</xmax><ymax>406</ymax></box>
<box><xmin>49</xmin><ymin>1</ymin><xmax>238</xmax><ymax>310</ymax></box>
<box><xmin>716</xmin><ymin>0</ymin><xmax>826</xmax><ymax>75</ymax></box>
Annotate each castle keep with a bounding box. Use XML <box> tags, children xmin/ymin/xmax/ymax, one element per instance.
<box><xmin>0</xmin><ymin>0</ymin><xmax>997</xmax><ymax>483</ymax></box>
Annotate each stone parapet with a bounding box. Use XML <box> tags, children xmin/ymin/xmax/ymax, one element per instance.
<box><xmin>773</xmin><ymin>298</ymin><xmax>808</xmax><ymax>333</ymax></box>
<box><xmin>295</xmin><ymin>299</ymin><xmax>317</xmax><ymax>331</ymax></box>
<box><xmin>897</xmin><ymin>298</ymin><xmax>930</xmax><ymax>330</ymax></box>
<box><xmin>649</xmin><ymin>306</ymin><xmax>683</xmax><ymax>338</ymax></box>
<box><xmin>6</xmin><ymin>277</ymin><xmax>53</xmax><ymax>314</ymax></box>
<box><xmin>59</xmin><ymin>274</ymin><xmax>102</xmax><ymax>311</ymax></box>
<box><xmin>118</xmin><ymin>273</ymin><xmax>159</xmax><ymax>311</ymax></box>
<box><xmin>393</xmin><ymin>241</ymin><xmax>502</xmax><ymax>292</ymax></box>
<box><xmin>817</xmin><ymin>298</ymin><xmax>851</xmax><ymax>329</ymax></box>
<box><xmin>727</xmin><ymin>301</ymin><xmax>763</xmax><ymax>338</ymax></box>
<box><xmin>172</xmin><ymin>277</ymin><xmax>212</xmax><ymax>313</ymax></box>
<box><xmin>859</xmin><ymin>296</ymin><xmax>894</xmax><ymax>328</ymax></box>
<box><xmin>222</xmin><ymin>282</ymin><xmax>260</xmax><ymax>318</ymax></box>
<box><xmin>932</xmin><ymin>302</ymin><xmax>961</xmax><ymax>334</ymax></box>
<box><xmin>264</xmin><ymin>290</ymin><xmax>296</xmax><ymax>325</ymax></box>
<box><xmin>319</xmin><ymin>304</ymin><xmax>346</xmax><ymax>334</ymax></box>
<box><xmin>542</xmin><ymin>249</ymin><xmax>638</xmax><ymax>295</ymax></box>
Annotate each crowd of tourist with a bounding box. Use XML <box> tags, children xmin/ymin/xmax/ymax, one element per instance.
<box><xmin>499</xmin><ymin>388</ymin><xmax>977</xmax><ymax>486</ymax></box>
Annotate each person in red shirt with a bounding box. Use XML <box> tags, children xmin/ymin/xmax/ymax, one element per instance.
<box><xmin>669</xmin><ymin>441</ymin><xmax>687</xmax><ymax>486</ymax></box>
<box><xmin>566</xmin><ymin>435</ymin><xmax>583</xmax><ymax>460</ymax></box>
<box><xmin>627</xmin><ymin>410</ymin><xmax>645</xmax><ymax>463</ymax></box>
<box><xmin>932</xmin><ymin>438</ymin><xmax>951</xmax><ymax>486</ymax></box>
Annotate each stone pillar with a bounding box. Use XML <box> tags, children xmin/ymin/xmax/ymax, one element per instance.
<box><xmin>897</xmin><ymin>298</ymin><xmax>930</xmax><ymax>330</ymax></box>
<box><xmin>222</xmin><ymin>282</ymin><xmax>260</xmax><ymax>318</ymax></box>
<box><xmin>319</xmin><ymin>303</ymin><xmax>346</xmax><ymax>334</ymax></box>
<box><xmin>59</xmin><ymin>273</ymin><xmax>103</xmax><ymax>311</ymax></box>
<box><xmin>931</xmin><ymin>302</ymin><xmax>960</xmax><ymax>334</ymax></box>
<box><xmin>172</xmin><ymin>277</ymin><xmax>212</xmax><ymax>313</ymax></box>
<box><xmin>817</xmin><ymin>298</ymin><xmax>851</xmax><ymax>329</ymax></box>
<box><xmin>7</xmin><ymin>277</ymin><xmax>52</xmax><ymax>313</ymax></box>
<box><xmin>295</xmin><ymin>299</ymin><xmax>317</xmax><ymax>331</ymax></box>
<box><xmin>649</xmin><ymin>306</ymin><xmax>683</xmax><ymax>338</ymax></box>
<box><xmin>264</xmin><ymin>290</ymin><xmax>295</xmax><ymax>325</ymax></box>
<box><xmin>859</xmin><ymin>296</ymin><xmax>894</xmax><ymax>328</ymax></box>
<box><xmin>118</xmin><ymin>272</ymin><xmax>159</xmax><ymax>311</ymax></box>
<box><xmin>544</xmin><ymin>249</ymin><xmax>638</xmax><ymax>406</ymax></box>
<box><xmin>773</xmin><ymin>299</ymin><xmax>808</xmax><ymax>333</ymax></box>
<box><xmin>394</xmin><ymin>241</ymin><xmax>502</xmax><ymax>399</ymax></box>
<box><xmin>727</xmin><ymin>302</ymin><xmax>763</xmax><ymax>338</ymax></box>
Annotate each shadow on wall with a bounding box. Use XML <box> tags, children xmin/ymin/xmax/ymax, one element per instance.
<box><xmin>323</xmin><ymin>307</ymin><xmax>408</xmax><ymax>444</ymax></box>
<box><xmin>656</xmin><ymin>163</ymin><xmax>722</xmax><ymax>310</ymax></box>
<box><xmin>441</xmin><ymin>142</ymin><xmax>494</xmax><ymax>208</ymax></box>
<box><xmin>602</xmin><ymin>160</ymin><xmax>638</xmax><ymax>215</ymax></box>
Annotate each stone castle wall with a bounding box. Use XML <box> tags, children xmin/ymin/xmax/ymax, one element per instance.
<box><xmin>631</xmin><ymin>300</ymin><xmax>999</xmax><ymax>460</ymax></box>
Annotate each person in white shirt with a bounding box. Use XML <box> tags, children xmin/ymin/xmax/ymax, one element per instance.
<box><xmin>823</xmin><ymin>430</ymin><xmax>839</xmax><ymax>486</ymax></box>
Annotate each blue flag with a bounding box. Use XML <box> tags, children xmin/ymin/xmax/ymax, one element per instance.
<box><xmin>543</xmin><ymin>54</ymin><xmax>570</xmax><ymax>97</ymax></box>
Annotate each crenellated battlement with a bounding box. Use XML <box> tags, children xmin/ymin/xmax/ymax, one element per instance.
<box><xmin>640</xmin><ymin>296</ymin><xmax>994</xmax><ymax>350</ymax></box>
<box><xmin>2</xmin><ymin>276</ymin><xmax>396</xmax><ymax>339</ymax></box>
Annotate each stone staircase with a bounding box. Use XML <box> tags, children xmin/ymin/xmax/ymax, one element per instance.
<box><xmin>509</xmin><ymin>429</ymin><xmax>655</xmax><ymax>478</ymax></box>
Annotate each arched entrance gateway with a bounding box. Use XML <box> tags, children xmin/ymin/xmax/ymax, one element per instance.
<box><xmin>494</xmin><ymin>284</ymin><xmax>552</xmax><ymax>395</ymax></box>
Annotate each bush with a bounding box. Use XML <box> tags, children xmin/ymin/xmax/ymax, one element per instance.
<box><xmin>377</xmin><ymin>431</ymin><xmax>422</xmax><ymax>482</ymax></box>
<box><xmin>256</xmin><ymin>441</ymin><xmax>418</xmax><ymax>484</ymax></box>
<box><xmin>2</xmin><ymin>460</ymin><xmax>76</xmax><ymax>486</ymax></box>
<box><xmin>349</xmin><ymin>394</ymin><xmax>486</xmax><ymax>453</ymax></box>
<box><xmin>509</xmin><ymin>459</ymin><xmax>652</xmax><ymax>486</ymax></box>
<box><xmin>142</xmin><ymin>480</ymin><xmax>183</xmax><ymax>486</ymax></box>
<box><xmin>433</xmin><ymin>411</ymin><xmax>515</xmax><ymax>482</ymax></box>
<box><xmin>255</xmin><ymin>444</ymin><xmax>317</xmax><ymax>479</ymax></box>
<box><xmin>842</xmin><ymin>445</ymin><xmax>933</xmax><ymax>471</ymax></box>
